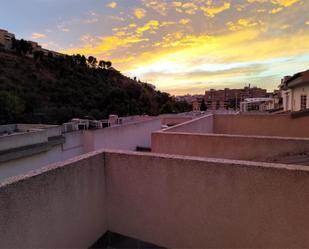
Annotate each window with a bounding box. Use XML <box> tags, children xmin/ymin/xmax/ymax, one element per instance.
<box><xmin>301</xmin><ymin>95</ymin><xmax>307</xmax><ymax>110</ymax></box>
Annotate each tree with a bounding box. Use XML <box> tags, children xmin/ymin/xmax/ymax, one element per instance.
<box><xmin>33</xmin><ymin>51</ymin><xmax>44</xmax><ymax>61</ymax></box>
<box><xmin>200</xmin><ymin>99</ymin><xmax>207</xmax><ymax>111</ymax></box>
<box><xmin>87</xmin><ymin>56</ymin><xmax>97</xmax><ymax>68</ymax></box>
<box><xmin>99</xmin><ymin>60</ymin><xmax>106</xmax><ymax>69</ymax></box>
<box><xmin>106</xmin><ymin>61</ymin><xmax>112</xmax><ymax>69</ymax></box>
<box><xmin>0</xmin><ymin>91</ymin><xmax>25</xmax><ymax>124</ymax></box>
<box><xmin>12</xmin><ymin>39</ymin><xmax>32</xmax><ymax>55</ymax></box>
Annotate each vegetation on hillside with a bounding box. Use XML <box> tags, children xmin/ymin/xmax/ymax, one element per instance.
<box><xmin>0</xmin><ymin>47</ymin><xmax>191</xmax><ymax>124</ymax></box>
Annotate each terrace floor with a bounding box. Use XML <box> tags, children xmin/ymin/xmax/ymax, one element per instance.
<box><xmin>90</xmin><ymin>232</ymin><xmax>166</xmax><ymax>249</ymax></box>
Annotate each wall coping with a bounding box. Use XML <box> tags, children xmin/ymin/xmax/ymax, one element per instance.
<box><xmin>154</xmin><ymin>130</ymin><xmax>309</xmax><ymax>142</ymax></box>
<box><xmin>160</xmin><ymin>114</ymin><xmax>213</xmax><ymax>133</ymax></box>
<box><xmin>100</xmin><ymin>117</ymin><xmax>161</xmax><ymax>132</ymax></box>
<box><xmin>2</xmin><ymin>149</ymin><xmax>309</xmax><ymax>189</ymax></box>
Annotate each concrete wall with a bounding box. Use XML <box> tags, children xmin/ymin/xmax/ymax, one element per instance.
<box><xmin>17</xmin><ymin>124</ymin><xmax>62</xmax><ymax>137</ymax></box>
<box><xmin>152</xmin><ymin>132</ymin><xmax>309</xmax><ymax>161</ymax></box>
<box><xmin>0</xmin><ymin>131</ymin><xmax>84</xmax><ymax>181</ymax></box>
<box><xmin>0</xmin><ymin>151</ymin><xmax>107</xmax><ymax>248</ymax></box>
<box><xmin>62</xmin><ymin>131</ymin><xmax>85</xmax><ymax>161</ymax></box>
<box><xmin>0</xmin><ymin>130</ymin><xmax>47</xmax><ymax>151</ymax></box>
<box><xmin>0</xmin><ymin>145</ymin><xmax>63</xmax><ymax>181</ymax></box>
<box><xmin>106</xmin><ymin>151</ymin><xmax>309</xmax><ymax>248</ymax></box>
<box><xmin>162</xmin><ymin>114</ymin><xmax>214</xmax><ymax>133</ymax></box>
<box><xmin>0</xmin><ymin>119</ymin><xmax>160</xmax><ymax>181</ymax></box>
<box><xmin>84</xmin><ymin>118</ymin><xmax>161</xmax><ymax>152</ymax></box>
<box><xmin>160</xmin><ymin>116</ymin><xmax>193</xmax><ymax>126</ymax></box>
<box><xmin>214</xmin><ymin>114</ymin><xmax>309</xmax><ymax>137</ymax></box>
<box><xmin>2</xmin><ymin>150</ymin><xmax>309</xmax><ymax>248</ymax></box>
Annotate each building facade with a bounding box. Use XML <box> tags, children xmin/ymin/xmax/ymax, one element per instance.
<box><xmin>280</xmin><ymin>70</ymin><xmax>309</xmax><ymax>112</ymax></box>
<box><xmin>205</xmin><ymin>86</ymin><xmax>268</xmax><ymax>110</ymax></box>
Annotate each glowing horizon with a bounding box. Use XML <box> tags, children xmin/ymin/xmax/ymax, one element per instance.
<box><xmin>1</xmin><ymin>0</ymin><xmax>309</xmax><ymax>95</ymax></box>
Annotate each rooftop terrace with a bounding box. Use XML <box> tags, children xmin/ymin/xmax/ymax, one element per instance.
<box><xmin>1</xmin><ymin>113</ymin><xmax>309</xmax><ymax>248</ymax></box>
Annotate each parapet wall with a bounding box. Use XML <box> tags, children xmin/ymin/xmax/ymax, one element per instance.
<box><xmin>214</xmin><ymin>114</ymin><xmax>309</xmax><ymax>137</ymax></box>
<box><xmin>2</xmin><ymin>151</ymin><xmax>309</xmax><ymax>248</ymax></box>
<box><xmin>0</xmin><ymin>152</ymin><xmax>107</xmax><ymax>248</ymax></box>
<box><xmin>106</xmin><ymin>152</ymin><xmax>309</xmax><ymax>248</ymax></box>
<box><xmin>162</xmin><ymin>114</ymin><xmax>214</xmax><ymax>133</ymax></box>
<box><xmin>152</xmin><ymin>132</ymin><xmax>309</xmax><ymax>161</ymax></box>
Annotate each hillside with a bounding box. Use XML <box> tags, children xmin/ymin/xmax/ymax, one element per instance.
<box><xmin>0</xmin><ymin>49</ymin><xmax>190</xmax><ymax>124</ymax></box>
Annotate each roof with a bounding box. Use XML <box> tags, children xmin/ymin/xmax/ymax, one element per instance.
<box><xmin>284</xmin><ymin>70</ymin><xmax>309</xmax><ymax>88</ymax></box>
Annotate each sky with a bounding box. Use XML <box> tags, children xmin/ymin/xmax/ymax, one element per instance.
<box><xmin>1</xmin><ymin>0</ymin><xmax>309</xmax><ymax>95</ymax></box>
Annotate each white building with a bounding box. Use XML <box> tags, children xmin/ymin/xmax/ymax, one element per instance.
<box><xmin>240</xmin><ymin>98</ymin><xmax>275</xmax><ymax>113</ymax></box>
<box><xmin>280</xmin><ymin>70</ymin><xmax>309</xmax><ymax>112</ymax></box>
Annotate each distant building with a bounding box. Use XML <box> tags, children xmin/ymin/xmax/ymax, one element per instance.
<box><xmin>0</xmin><ymin>28</ymin><xmax>64</xmax><ymax>58</ymax></box>
<box><xmin>240</xmin><ymin>98</ymin><xmax>275</xmax><ymax>112</ymax></box>
<box><xmin>0</xmin><ymin>29</ymin><xmax>15</xmax><ymax>50</ymax></box>
<box><xmin>192</xmin><ymin>99</ymin><xmax>201</xmax><ymax>111</ymax></box>
<box><xmin>280</xmin><ymin>70</ymin><xmax>309</xmax><ymax>112</ymax></box>
<box><xmin>205</xmin><ymin>86</ymin><xmax>268</xmax><ymax>110</ymax></box>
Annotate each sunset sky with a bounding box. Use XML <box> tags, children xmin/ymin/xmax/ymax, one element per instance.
<box><xmin>1</xmin><ymin>0</ymin><xmax>309</xmax><ymax>95</ymax></box>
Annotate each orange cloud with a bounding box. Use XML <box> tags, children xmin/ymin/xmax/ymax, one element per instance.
<box><xmin>31</xmin><ymin>33</ymin><xmax>46</xmax><ymax>39</ymax></box>
<box><xmin>201</xmin><ymin>2</ymin><xmax>231</xmax><ymax>17</ymax></box>
<box><xmin>107</xmin><ymin>2</ymin><xmax>117</xmax><ymax>9</ymax></box>
<box><xmin>134</xmin><ymin>8</ymin><xmax>146</xmax><ymax>19</ymax></box>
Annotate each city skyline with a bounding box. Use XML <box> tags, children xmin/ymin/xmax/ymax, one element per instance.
<box><xmin>1</xmin><ymin>0</ymin><xmax>309</xmax><ymax>95</ymax></box>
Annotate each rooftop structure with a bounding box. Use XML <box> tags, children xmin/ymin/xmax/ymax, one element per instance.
<box><xmin>0</xmin><ymin>113</ymin><xmax>197</xmax><ymax>181</ymax></box>
<box><xmin>1</xmin><ymin>113</ymin><xmax>309</xmax><ymax>247</ymax></box>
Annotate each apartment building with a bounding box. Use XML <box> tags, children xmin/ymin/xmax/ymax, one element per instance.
<box><xmin>280</xmin><ymin>70</ymin><xmax>309</xmax><ymax>112</ymax></box>
<box><xmin>205</xmin><ymin>86</ymin><xmax>267</xmax><ymax>110</ymax></box>
<box><xmin>0</xmin><ymin>29</ymin><xmax>15</xmax><ymax>49</ymax></box>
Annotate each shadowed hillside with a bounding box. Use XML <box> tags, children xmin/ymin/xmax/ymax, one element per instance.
<box><xmin>0</xmin><ymin>49</ymin><xmax>190</xmax><ymax>124</ymax></box>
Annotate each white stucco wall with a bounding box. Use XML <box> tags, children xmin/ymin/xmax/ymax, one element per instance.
<box><xmin>84</xmin><ymin>118</ymin><xmax>162</xmax><ymax>152</ymax></box>
<box><xmin>291</xmin><ymin>85</ymin><xmax>309</xmax><ymax>111</ymax></box>
<box><xmin>0</xmin><ymin>119</ymin><xmax>161</xmax><ymax>181</ymax></box>
<box><xmin>282</xmin><ymin>86</ymin><xmax>309</xmax><ymax>112</ymax></box>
